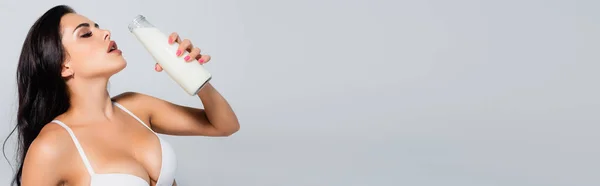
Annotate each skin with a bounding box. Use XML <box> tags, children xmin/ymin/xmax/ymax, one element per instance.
<box><xmin>19</xmin><ymin>13</ymin><xmax>239</xmax><ymax>186</ymax></box>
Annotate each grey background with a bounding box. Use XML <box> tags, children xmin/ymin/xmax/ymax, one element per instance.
<box><xmin>0</xmin><ymin>0</ymin><xmax>591</xmax><ymax>185</ymax></box>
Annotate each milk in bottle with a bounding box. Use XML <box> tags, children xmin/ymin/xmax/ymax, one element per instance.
<box><xmin>128</xmin><ymin>15</ymin><xmax>212</xmax><ymax>96</ymax></box>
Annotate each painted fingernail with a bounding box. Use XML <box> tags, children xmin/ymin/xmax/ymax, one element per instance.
<box><xmin>176</xmin><ymin>50</ymin><xmax>182</xmax><ymax>56</ymax></box>
<box><xmin>199</xmin><ymin>58</ymin><xmax>204</xmax><ymax>64</ymax></box>
<box><xmin>168</xmin><ymin>38</ymin><xmax>173</xmax><ymax>44</ymax></box>
<box><xmin>184</xmin><ymin>56</ymin><xmax>190</xmax><ymax>61</ymax></box>
<box><xmin>155</xmin><ymin>65</ymin><xmax>158</xmax><ymax>71</ymax></box>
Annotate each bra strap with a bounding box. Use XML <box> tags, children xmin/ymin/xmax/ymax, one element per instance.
<box><xmin>113</xmin><ymin>102</ymin><xmax>155</xmax><ymax>132</ymax></box>
<box><xmin>51</xmin><ymin>120</ymin><xmax>96</xmax><ymax>175</ymax></box>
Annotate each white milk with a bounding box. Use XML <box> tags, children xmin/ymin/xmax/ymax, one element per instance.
<box><xmin>129</xmin><ymin>17</ymin><xmax>211</xmax><ymax>96</ymax></box>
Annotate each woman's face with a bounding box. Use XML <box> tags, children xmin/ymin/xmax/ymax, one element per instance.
<box><xmin>59</xmin><ymin>13</ymin><xmax>126</xmax><ymax>79</ymax></box>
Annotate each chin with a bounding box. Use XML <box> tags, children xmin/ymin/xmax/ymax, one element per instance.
<box><xmin>105</xmin><ymin>59</ymin><xmax>128</xmax><ymax>76</ymax></box>
<box><xmin>113</xmin><ymin>60</ymin><xmax>128</xmax><ymax>73</ymax></box>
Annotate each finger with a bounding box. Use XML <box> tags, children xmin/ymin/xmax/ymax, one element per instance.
<box><xmin>185</xmin><ymin>47</ymin><xmax>201</xmax><ymax>62</ymax></box>
<box><xmin>198</xmin><ymin>55</ymin><xmax>211</xmax><ymax>64</ymax></box>
<box><xmin>176</xmin><ymin>39</ymin><xmax>193</xmax><ymax>57</ymax></box>
<box><xmin>168</xmin><ymin>32</ymin><xmax>180</xmax><ymax>44</ymax></box>
<box><xmin>155</xmin><ymin>63</ymin><xmax>163</xmax><ymax>72</ymax></box>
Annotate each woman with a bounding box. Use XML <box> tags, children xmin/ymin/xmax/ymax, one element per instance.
<box><xmin>6</xmin><ymin>4</ymin><xmax>240</xmax><ymax>186</ymax></box>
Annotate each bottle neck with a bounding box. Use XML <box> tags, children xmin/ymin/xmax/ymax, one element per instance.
<box><xmin>128</xmin><ymin>15</ymin><xmax>154</xmax><ymax>32</ymax></box>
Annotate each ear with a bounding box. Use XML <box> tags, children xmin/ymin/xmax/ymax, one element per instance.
<box><xmin>61</xmin><ymin>61</ymin><xmax>74</xmax><ymax>78</ymax></box>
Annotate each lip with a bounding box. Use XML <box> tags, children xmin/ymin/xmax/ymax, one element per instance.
<box><xmin>107</xmin><ymin>41</ymin><xmax>122</xmax><ymax>55</ymax></box>
<box><xmin>107</xmin><ymin>40</ymin><xmax>118</xmax><ymax>53</ymax></box>
<box><xmin>109</xmin><ymin>49</ymin><xmax>122</xmax><ymax>55</ymax></box>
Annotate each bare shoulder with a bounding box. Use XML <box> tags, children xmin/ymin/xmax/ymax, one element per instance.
<box><xmin>111</xmin><ymin>91</ymin><xmax>172</xmax><ymax>114</ymax></box>
<box><xmin>111</xmin><ymin>92</ymin><xmax>171</xmax><ymax>126</ymax></box>
<box><xmin>111</xmin><ymin>91</ymin><xmax>162</xmax><ymax>105</ymax></box>
<box><xmin>25</xmin><ymin>123</ymin><xmax>71</xmax><ymax>162</ymax></box>
<box><xmin>21</xmin><ymin>123</ymin><xmax>73</xmax><ymax>184</ymax></box>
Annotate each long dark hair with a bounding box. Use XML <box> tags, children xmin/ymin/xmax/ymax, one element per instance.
<box><xmin>2</xmin><ymin>5</ymin><xmax>75</xmax><ymax>186</ymax></box>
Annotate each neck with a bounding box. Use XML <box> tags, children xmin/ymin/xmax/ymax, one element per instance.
<box><xmin>66</xmin><ymin>78</ymin><xmax>115</xmax><ymax>122</ymax></box>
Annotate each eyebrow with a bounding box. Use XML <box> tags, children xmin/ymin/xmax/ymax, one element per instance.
<box><xmin>72</xmin><ymin>22</ymin><xmax>100</xmax><ymax>33</ymax></box>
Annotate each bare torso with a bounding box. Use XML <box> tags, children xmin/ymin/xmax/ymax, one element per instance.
<box><xmin>45</xmin><ymin>99</ymin><xmax>171</xmax><ymax>186</ymax></box>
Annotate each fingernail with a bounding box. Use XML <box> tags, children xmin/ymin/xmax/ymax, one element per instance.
<box><xmin>168</xmin><ymin>38</ymin><xmax>173</xmax><ymax>44</ymax></box>
<box><xmin>176</xmin><ymin>50</ymin><xmax>182</xmax><ymax>56</ymax></box>
<box><xmin>155</xmin><ymin>65</ymin><xmax>158</xmax><ymax>71</ymax></box>
<box><xmin>184</xmin><ymin>56</ymin><xmax>190</xmax><ymax>61</ymax></box>
<box><xmin>199</xmin><ymin>58</ymin><xmax>204</xmax><ymax>64</ymax></box>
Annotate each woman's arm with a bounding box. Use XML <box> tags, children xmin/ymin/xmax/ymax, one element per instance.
<box><xmin>114</xmin><ymin>84</ymin><xmax>239</xmax><ymax>137</ymax></box>
<box><xmin>150</xmin><ymin>82</ymin><xmax>239</xmax><ymax>136</ymax></box>
<box><xmin>114</xmin><ymin>32</ymin><xmax>239</xmax><ymax>136</ymax></box>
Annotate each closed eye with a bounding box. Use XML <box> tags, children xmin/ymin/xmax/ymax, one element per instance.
<box><xmin>81</xmin><ymin>31</ymin><xmax>92</xmax><ymax>38</ymax></box>
<box><xmin>73</xmin><ymin>22</ymin><xmax>99</xmax><ymax>38</ymax></box>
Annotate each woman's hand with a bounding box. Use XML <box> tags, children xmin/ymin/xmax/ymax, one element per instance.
<box><xmin>154</xmin><ymin>32</ymin><xmax>211</xmax><ymax>72</ymax></box>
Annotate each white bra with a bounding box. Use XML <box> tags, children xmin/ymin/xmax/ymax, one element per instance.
<box><xmin>51</xmin><ymin>102</ymin><xmax>177</xmax><ymax>186</ymax></box>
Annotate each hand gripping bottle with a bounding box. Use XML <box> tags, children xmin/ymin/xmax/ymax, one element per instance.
<box><xmin>128</xmin><ymin>15</ymin><xmax>212</xmax><ymax>95</ymax></box>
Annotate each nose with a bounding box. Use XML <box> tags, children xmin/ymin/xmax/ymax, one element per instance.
<box><xmin>103</xmin><ymin>29</ymin><xmax>111</xmax><ymax>40</ymax></box>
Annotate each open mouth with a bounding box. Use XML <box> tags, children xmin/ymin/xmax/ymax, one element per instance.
<box><xmin>107</xmin><ymin>41</ymin><xmax>118</xmax><ymax>53</ymax></box>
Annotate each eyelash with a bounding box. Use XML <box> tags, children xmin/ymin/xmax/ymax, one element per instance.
<box><xmin>81</xmin><ymin>31</ymin><xmax>92</xmax><ymax>38</ymax></box>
